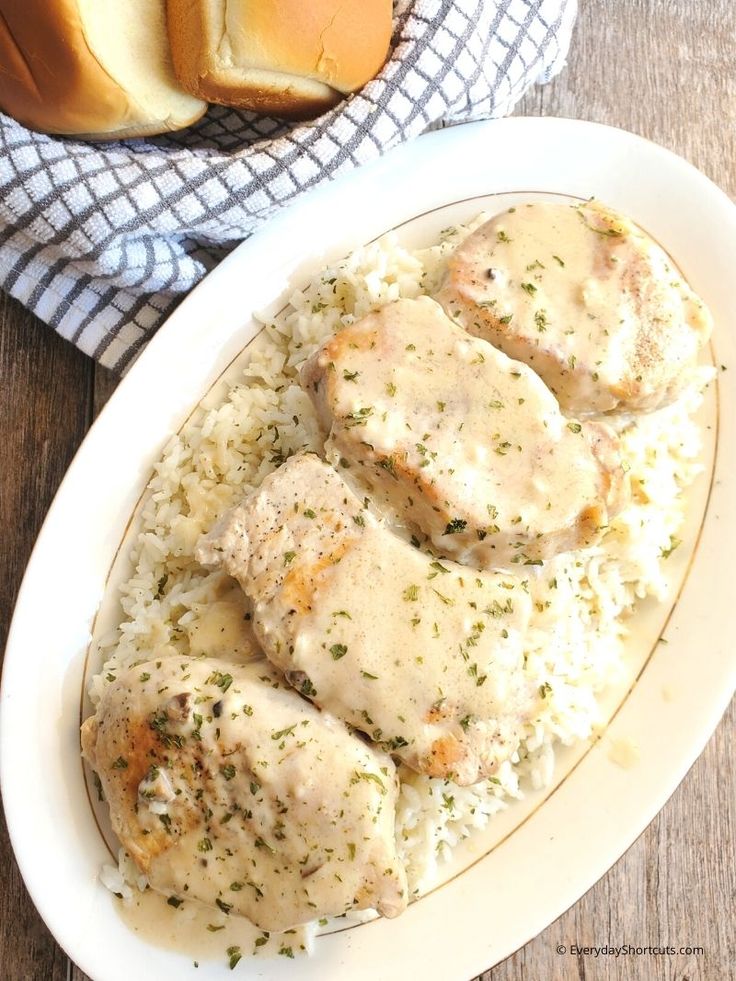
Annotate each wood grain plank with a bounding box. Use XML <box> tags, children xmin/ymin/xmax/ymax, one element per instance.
<box><xmin>529</xmin><ymin>0</ymin><xmax>736</xmax><ymax>197</ymax></box>
<box><xmin>0</xmin><ymin>292</ymin><xmax>92</xmax><ymax>981</ymax></box>
<box><xmin>0</xmin><ymin>295</ymin><xmax>93</xmax><ymax>647</ymax></box>
<box><xmin>92</xmin><ymin>364</ymin><xmax>119</xmax><ymax>420</ymax></box>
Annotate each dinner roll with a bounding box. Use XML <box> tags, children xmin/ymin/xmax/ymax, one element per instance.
<box><xmin>167</xmin><ymin>0</ymin><xmax>393</xmax><ymax>120</ymax></box>
<box><xmin>0</xmin><ymin>0</ymin><xmax>206</xmax><ymax>139</ymax></box>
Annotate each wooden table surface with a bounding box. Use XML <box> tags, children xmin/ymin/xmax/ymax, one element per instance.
<box><xmin>1</xmin><ymin>2</ymin><xmax>734</xmax><ymax>979</ymax></box>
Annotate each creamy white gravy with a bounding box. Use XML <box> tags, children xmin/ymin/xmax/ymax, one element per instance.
<box><xmin>438</xmin><ymin>200</ymin><xmax>712</xmax><ymax>414</ymax></box>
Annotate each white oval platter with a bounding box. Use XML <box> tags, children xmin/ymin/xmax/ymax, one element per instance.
<box><xmin>1</xmin><ymin>117</ymin><xmax>735</xmax><ymax>981</ymax></box>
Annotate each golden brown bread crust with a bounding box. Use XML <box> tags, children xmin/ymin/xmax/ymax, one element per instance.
<box><xmin>0</xmin><ymin>0</ymin><xmax>206</xmax><ymax>139</ymax></box>
<box><xmin>167</xmin><ymin>0</ymin><xmax>393</xmax><ymax>119</ymax></box>
<box><xmin>176</xmin><ymin>67</ymin><xmax>342</xmax><ymax>122</ymax></box>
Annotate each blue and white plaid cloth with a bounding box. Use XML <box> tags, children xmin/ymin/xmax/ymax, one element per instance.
<box><xmin>0</xmin><ymin>0</ymin><xmax>577</xmax><ymax>371</ymax></box>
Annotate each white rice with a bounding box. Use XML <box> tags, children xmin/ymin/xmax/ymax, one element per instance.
<box><xmin>90</xmin><ymin>220</ymin><xmax>713</xmax><ymax>921</ymax></box>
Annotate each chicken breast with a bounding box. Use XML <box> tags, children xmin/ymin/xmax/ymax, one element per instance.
<box><xmin>196</xmin><ymin>453</ymin><xmax>534</xmax><ymax>786</ymax></box>
<box><xmin>81</xmin><ymin>656</ymin><xmax>407</xmax><ymax>931</ymax></box>
<box><xmin>301</xmin><ymin>297</ymin><xmax>627</xmax><ymax>568</ymax></box>
<box><xmin>436</xmin><ymin>200</ymin><xmax>713</xmax><ymax>415</ymax></box>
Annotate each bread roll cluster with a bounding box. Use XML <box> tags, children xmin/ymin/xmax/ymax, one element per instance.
<box><xmin>0</xmin><ymin>0</ymin><xmax>393</xmax><ymax>140</ymax></box>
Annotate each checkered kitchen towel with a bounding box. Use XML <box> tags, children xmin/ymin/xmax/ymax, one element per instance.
<box><xmin>0</xmin><ymin>0</ymin><xmax>577</xmax><ymax>372</ymax></box>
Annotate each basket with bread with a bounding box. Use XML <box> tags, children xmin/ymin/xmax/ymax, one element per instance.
<box><xmin>0</xmin><ymin>0</ymin><xmax>394</xmax><ymax>139</ymax></box>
